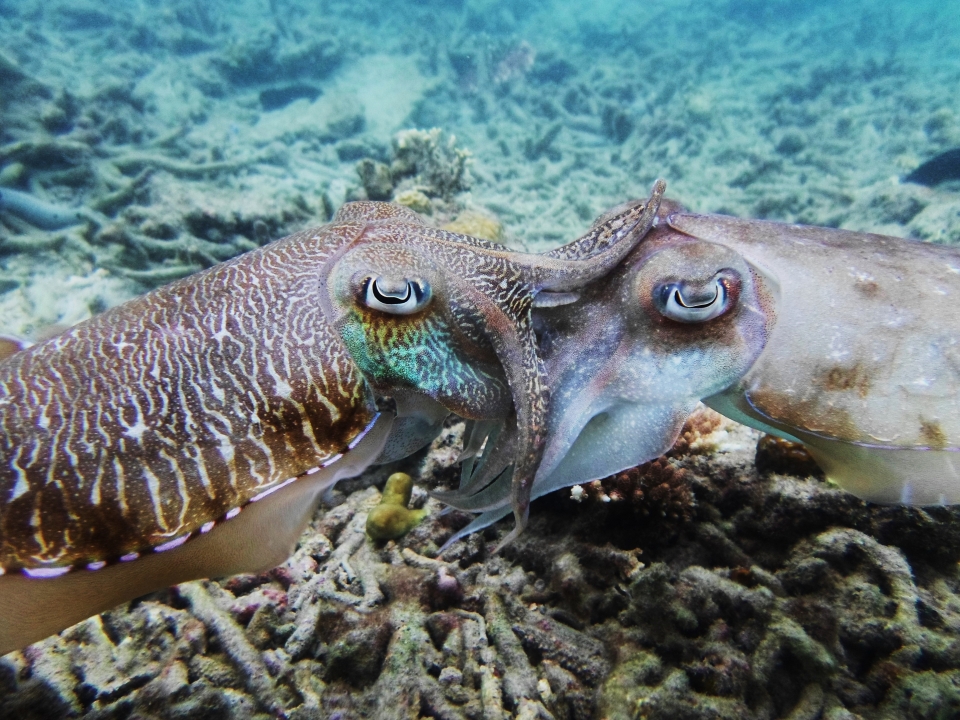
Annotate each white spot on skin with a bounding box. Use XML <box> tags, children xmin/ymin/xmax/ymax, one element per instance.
<box><xmin>321</xmin><ymin>453</ymin><xmax>343</xmax><ymax>468</ymax></box>
<box><xmin>9</xmin><ymin>469</ymin><xmax>29</xmax><ymax>503</ymax></box>
<box><xmin>211</xmin><ymin>381</ymin><xmax>226</xmax><ymax>405</ymax></box>
<box><xmin>142</xmin><ymin>466</ymin><xmax>167</xmax><ymax>530</ymax></box>
<box><xmin>120</xmin><ymin>552</ymin><xmax>140</xmax><ymax>562</ymax></box>
<box><xmin>124</xmin><ymin>420</ymin><xmax>149</xmax><ymax>440</ymax></box>
<box><xmin>200</xmin><ymin>521</ymin><xmax>215</xmax><ymax>534</ymax></box>
<box><xmin>87</xmin><ymin>561</ymin><xmax>107</xmax><ymax>571</ymax></box>
<box><xmin>250</xmin><ymin>476</ymin><xmax>297</xmax><ymax>503</ymax></box>
<box><xmin>217</xmin><ymin>439</ymin><xmax>235</xmax><ymax>464</ymax></box>
<box><xmin>23</xmin><ymin>566</ymin><xmax>71</xmax><ymax>578</ymax></box>
<box><xmin>225</xmin><ymin>507</ymin><xmax>241</xmax><ymax>520</ymax></box>
<box><xmin>154</xmin><ymin>535</ymin><xmax>190</xmax><ymax>553</ymax></box>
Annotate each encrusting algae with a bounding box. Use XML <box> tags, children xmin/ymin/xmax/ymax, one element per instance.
<box><xmin>365</xmin><ymin>472</ymin><xmax>429</xmax><ymax>541</ymax></box>
<box><xmin>441</xmin><ymin>210</ymin><xmax>504</xmax><ymax>242</ymax></box>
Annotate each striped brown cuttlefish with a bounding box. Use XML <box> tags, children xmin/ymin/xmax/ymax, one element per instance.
<box><xmin>439</xmin><ymin>196</ymin><xmax>960</xmax><ymax>548</ymax></box>
<box><xmin>0</xmin><ymin>184</ymin><xmax>666</xmax><ymax>654</ymax></box>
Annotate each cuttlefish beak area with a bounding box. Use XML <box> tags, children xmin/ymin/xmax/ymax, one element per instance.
<box><xmin>324</xmin><ymin>181</ymin><xmax>666</xmax><ymax>547</ymax></box>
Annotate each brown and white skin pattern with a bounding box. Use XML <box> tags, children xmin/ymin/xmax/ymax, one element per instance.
<box><xmin>0</xmin><ymin>184</ymin><xmax>665</xmax><ymax>654</ymax></box>
<box><xmin>0</xmin><ymin>210</ymin><xmax>391</xmax><ymax>655</ymax></box>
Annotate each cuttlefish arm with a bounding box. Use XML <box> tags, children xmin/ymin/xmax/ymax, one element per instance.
<box><xmin>670</xmin><ymin>212</ymin><xmax>960</xmax><ymax>505</ymax></box>
<box><xmin>436</xmin><ymin>209</ymin><xmax>776</xmax><ymax>550</ymax></box>
<box><xmin>332</xmin><ymin>180</ymin><xmax>666</xmax><ymax>549</ymax></box>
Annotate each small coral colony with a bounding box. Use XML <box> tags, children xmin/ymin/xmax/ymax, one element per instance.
<box><xmin>2</xmin><ymin>173</ymin><xmax>960</xmax><ymax>656</ymax></box>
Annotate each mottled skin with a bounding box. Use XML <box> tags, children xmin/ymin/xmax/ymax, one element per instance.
<box><xmin>672</xmin><ymin>213</ymin><xmax>960</xmax><ymax>505</ymax></box>
<box><xmin>0</xmin><ymin>220</ymin><xmax>375</xmax><ymax>573</ymax></box>
<box><xmin>0</xmin><ymin>184</ymin><xmax>664</xmax><ymax>653</ymax></box>
<box><xmin>441</xmin><ymin>199</ymin><xmax>960</xmax><ymax>545</ymax></box>
<box><xmin>328</xmin><ymin>181</ymin><xmax>665</xmax><ymax>547</ymax></box>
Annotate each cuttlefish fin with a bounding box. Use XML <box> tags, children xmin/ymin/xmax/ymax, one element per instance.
<box><xmin>703</xmin><ymin>390</ymin><xmax>805</xmax><ymax>445</ymax></box>
<box><xmin>706</xmin><ymin>388</ymin><xmax>960</xmax><ymax>506</ymax></box>
<box><xmin>0</xmin><ymin>414</ymin><xmax>393</xmax><ymax>656</ymax></box>
<box><xmin>800</xmin><ymin>436</ymin><xmax>960</xmax><ymax>506</ymax></box>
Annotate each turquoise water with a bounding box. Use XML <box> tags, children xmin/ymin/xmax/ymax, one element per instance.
<box><xmin>3</xmin><ymin>2</ymin><xmax>960</xmax><ymax>718</ymax></box>
<box><xmin>1</xmin><ymin>0</ymin><xmax>958</xmax><ymax>311</ymax></box>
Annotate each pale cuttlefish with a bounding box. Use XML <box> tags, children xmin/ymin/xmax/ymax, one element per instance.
<box><xmin>439</xmin><ymin>196</ymin><xmax>960</xmax><ymax>547</ymax></box>
<box><xmin>0</xmin><ymin>185</ymin><xmax>665</xmax><ymax>654</ymax></box>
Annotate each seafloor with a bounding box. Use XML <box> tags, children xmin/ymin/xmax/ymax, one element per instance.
<box><xmin>2</xmin><ymin>0</ymin><xmax>960</xmax><ymax>718</ymax></box>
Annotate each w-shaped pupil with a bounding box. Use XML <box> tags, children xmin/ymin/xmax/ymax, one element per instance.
<box><xmin>674</xmin><ymin>285</ymin><xmax>719</xmax><ymax>308</ymax></box>
<box><xmin>372</xmin><ymin>279</ymin><xmax>412</xmax><ymax>304</ymax></box>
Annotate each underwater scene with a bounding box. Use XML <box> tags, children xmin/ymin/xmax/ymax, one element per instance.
<box><xmin>2</xmin><ymin>0</ymin><xmax>960</xmax><ymax>717</ymax></box>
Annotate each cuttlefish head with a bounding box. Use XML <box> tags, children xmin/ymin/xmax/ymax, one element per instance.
<box><xmin>433</xmin><ymin>202</ymin><xmax>777</xmax><ymax>546</ymax></box>
<box><xmin>534</xmin><ymin>217</ymin><xmax>778</xmax><ymax>494</ymax></box>
<box><xmin>322</xmin><ymin>181</ymin><xmax>666</xmax><ymax>547</ymax></box>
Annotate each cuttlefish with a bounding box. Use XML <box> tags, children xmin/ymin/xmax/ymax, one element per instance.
<box><xmin>0</xmin><ymin>184</ymin><xmax>664</xmax><ymax>654</ymax></box>
<box><xmin>439</xmin><ymin>198</ymin><xmax>960</xmax><ymax>545</ymax></box>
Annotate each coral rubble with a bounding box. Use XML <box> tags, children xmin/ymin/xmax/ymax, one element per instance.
<box><xmin>6</xmin><ymin>413</ymin><xmax>960</xmax><ymax>719</ymax></box>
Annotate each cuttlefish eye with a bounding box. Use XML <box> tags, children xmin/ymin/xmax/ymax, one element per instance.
<box><xmin>361</xmin><ymin>275</ymin><xmax>432</xmax><ymax>315</ymax></box>
<box><xmin>654</xmin><ymin>270</ymin><xmax>738</xmax><ymax>323</ymax></box>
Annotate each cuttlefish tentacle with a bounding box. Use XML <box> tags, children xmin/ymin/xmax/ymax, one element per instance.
<box><xmin>437</xmin><ymin>201</ymin><xmax>775</xmax><ymax>543</ymax></box>
<box><xmin>333</xmin><ymin>181</ymin><xmax>666</xmax><ymax>546</ymax></box>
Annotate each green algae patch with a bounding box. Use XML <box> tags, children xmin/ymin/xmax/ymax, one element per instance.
<box><xmin>366</xmin><ymin>472</ymin><xmax>429</xmax><ymax>541</ymax></box>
